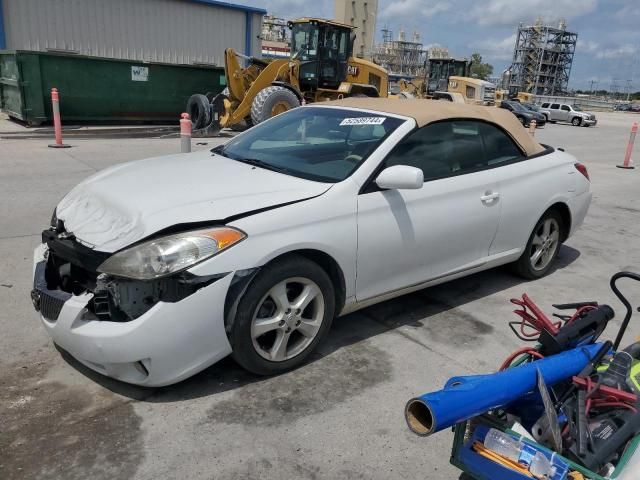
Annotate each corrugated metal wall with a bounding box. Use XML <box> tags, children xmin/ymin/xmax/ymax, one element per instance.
<box><xmin>1</xmin><ymin>0</ymin><xmax>263</xmax><ymax>66</ymax></box>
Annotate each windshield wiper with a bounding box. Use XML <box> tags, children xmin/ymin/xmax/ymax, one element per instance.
<box><xmin>232</xmin><ymin>157</ymin><xmax>293</xmax><ymax>175</ymax></box>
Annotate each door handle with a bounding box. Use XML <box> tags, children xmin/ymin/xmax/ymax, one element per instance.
<box><xmin>480</xmin><ymin>191</ymin><xmax>500</xmax><ymax>202</ymax></box>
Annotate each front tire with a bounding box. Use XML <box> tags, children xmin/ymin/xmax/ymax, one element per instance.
<box><xmin>229</xmin><ymin>255</ymin><xmax>335</xmax><ymax>375</ymax></box>
<box><xmin>513</xmin><ymin>210</ymin><xmax>564</xmax><ymax>279</ymax></box>
<box><xmin>250</xmin><ymin>86</ymin><xmax>300</xmax><ymax>125</ymax></box>
<box><xmin>572</xmin><ymin>117</ymin><xmax>582</xmax><ymax>126</ymax></box>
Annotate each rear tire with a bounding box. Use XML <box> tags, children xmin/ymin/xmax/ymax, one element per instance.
<box><xmin>229</xmin><ymin>255</ymin><xmax>335</xmax><ymax>375</ymax></box>
<box><xmin>250</xmin><ymin>86</ymin><xmax>300</xmax><ymax>125</ymax></box>
<box><xmin>187</xmin><ymin>94</ymin><xmax>211</xmax><ymax>129</ymax></box>
<box><xmin>518</xmin><ymin>116</ymin><xmax>526</xmax><ymax>126</ymax></box>
<box><xmin>512</xmin><ymin>209</ymin><xmax>564</xmax><ymax>279</ymax></box>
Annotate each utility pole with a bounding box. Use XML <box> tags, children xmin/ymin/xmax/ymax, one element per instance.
<box><xmin>611</xmin><ymin>79</ymin><xmax>621</xmax><ymax>101</ymax></box>
<box><xmin>626</xmin><ymin>79</ymin><xmax>632</xmax><ymax>102</ymax></box>
<box><xmin>589</xmin><ymin>79</ymin><xmax>598</xmax><ymax>96</ymax></box>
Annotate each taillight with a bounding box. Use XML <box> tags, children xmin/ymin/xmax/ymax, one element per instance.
<box><xmin>574</xmin><ymin>162</ymin><xmax>590</xmax><ymax>181</ymax></box>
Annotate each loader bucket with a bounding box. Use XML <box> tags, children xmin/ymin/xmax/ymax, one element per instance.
<box><xmin>206</xmin><ymin>93</ymin><xmax>232</xmax><ymax>136</ymax></box>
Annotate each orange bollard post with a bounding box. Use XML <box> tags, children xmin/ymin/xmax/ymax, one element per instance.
<box><xmin>618</xmin><ymin>122</ymin><xmax>638</xmax><ymax>169</ymax></box>
<box><xmin>528</xmin><ymin>119</ymin><xmax>537</xmax><ymax>136</ymax></box>
<box><xmin>48</xmin><ymin>88</ymin><xmax>71</xmax><ymax>149</ymax></box>
<box><xmin>180</xmin><ymin>112</ymin><xmax>192</xmax><ymax>153</ymax></box>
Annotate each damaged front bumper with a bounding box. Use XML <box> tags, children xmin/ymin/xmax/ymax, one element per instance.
<box><xmin>32</xmin><ymin>240</ymin><xmax>235</xmax><ymax>386</ymax></box>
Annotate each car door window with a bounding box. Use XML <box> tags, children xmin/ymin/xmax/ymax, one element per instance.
<box><xmin>541</xmin><ymin>103</ymin><xmax>550</xmax><ymax>108</ymax></box>
<box><xmin>480</xmin><ymin>123</ymin><xmax>525</xmax><ymax>165</ymax></box>
<box><xmin>551</xmin><ymin>103</ymin><xmax>560</xmax><ymax>109</ymax></box>
<box><xmin>383</xmin><ymin>120</ymin><xmax>525</xmax><ymax>181</ymax></box>
<box><xmin>561</xmin><ymin>105</ymin><xmax>570</xmax><ymax>112</ymax></box>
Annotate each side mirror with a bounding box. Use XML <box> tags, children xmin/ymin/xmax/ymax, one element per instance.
<box><xmin>375</xmin><ymin>165</ymin><xmax>424</xmax><ymax>190</ymax></box>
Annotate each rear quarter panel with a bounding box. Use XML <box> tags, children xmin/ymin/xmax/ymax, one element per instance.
<box><xmin>489</xmin><ymin>149</ymin><xmax>579</xmax><ymax>256</ymax></box>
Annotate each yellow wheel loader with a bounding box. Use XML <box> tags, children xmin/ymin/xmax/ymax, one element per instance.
<box><xmin>187</xmin><ymin>18</ymin><xmax>389</xmax><ymax>135</ymax></box>
<box><xmin>395</xmin><ymin>58</ymin><xmax>496</xmax><ymax>106</ymax></box>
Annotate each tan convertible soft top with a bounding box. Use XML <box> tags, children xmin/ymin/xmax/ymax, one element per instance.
<box><xmin>323</xmin><ymin>98</ymin><xmax>546</xmax><ymax>157</ymax></box>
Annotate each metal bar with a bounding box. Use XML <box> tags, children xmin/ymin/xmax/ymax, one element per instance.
<box><xmin>0</xmin><ymin>0</ymin><xmax>6</xmax><ymax>50</ymax></box>
<box><xmin>187</xmin><ymin>0</ymin><xmax>266</xmax><ymax>15</ymax></box>
<box><xmin>245</xmin><ymin>11</ymin><xmax>252</xmax><ymax>57</ymax></box>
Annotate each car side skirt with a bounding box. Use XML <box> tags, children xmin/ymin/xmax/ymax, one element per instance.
<box><xmin>340</xmin><ymin>248</ymin><xmax>521</xmax><ymax>315</ymax></box>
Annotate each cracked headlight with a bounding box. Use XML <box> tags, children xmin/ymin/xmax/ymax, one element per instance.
<box><xmin>97</xmin><ymin>227</ymin><xmax>245</xmax><ymax>280</ymax></box>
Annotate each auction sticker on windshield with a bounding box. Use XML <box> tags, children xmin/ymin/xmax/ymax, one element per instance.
<box><xmin>340</xmin><ymin>117</ymin><xmax>386</xmax><ymax>126</ymax></box>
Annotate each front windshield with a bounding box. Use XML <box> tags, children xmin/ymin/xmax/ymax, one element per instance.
<box><xmin>572</xmin><ymin>105</ymin><xmax>582</xmax><ymax>111</ymax></box>
<box><xmin>218</xmin><ymin>107</ymin><xmax>404</xmax><ymax>183</ymax></box>
<box><xmin>291</xmin><ymin>24</ymin><xmax>319</xmax><ymax>61</ymax></box>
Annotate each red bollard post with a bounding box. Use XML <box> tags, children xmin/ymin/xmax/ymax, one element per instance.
<box><xmin>180</xmin><ymin>112</ymin><xmax>192</xmax><ymax>153</ymax></box>
<box><xmin>48</xmin><ymin>88</ymin><xmax>71</xmax><ymax>149</ymax></box>
<box><xmin>618</xmin><ymin>122</ymin><xmax>637</xmax><ymax>169</ymax></box>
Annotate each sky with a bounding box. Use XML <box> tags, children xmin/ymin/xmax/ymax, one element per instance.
<box><xmin>239</xmin><ymin>0</ymin><xmax>640</xmax><ymax>91</ymax></box>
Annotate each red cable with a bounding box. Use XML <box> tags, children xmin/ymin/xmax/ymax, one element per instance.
<box><xmin>565</xmin><ymin>305</ymin><xmax>598</xmax><ymax>325</ymax></box>
<box><xmin>591</xmin><ymin>402</ymin><xmax>637</xmax><ymax>413</ymax></box>
<box><xmin>499</xmin><ymin>347</ymin><xmax>545</xmax><ymax>371</ymax></box>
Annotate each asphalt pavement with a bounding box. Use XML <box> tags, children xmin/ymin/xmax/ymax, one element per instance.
<box><xmin>1</xmin><ymin>111</ymin><xmax>639</xmax><ymax>480</ymax></box>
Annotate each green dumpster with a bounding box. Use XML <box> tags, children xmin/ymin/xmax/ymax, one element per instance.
<box><xmin>0</xmin><ymin>50</ymin><xmax>225</xmax><ymax>126</ymax></box>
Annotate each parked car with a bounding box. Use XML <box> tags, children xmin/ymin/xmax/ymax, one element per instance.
<box><xmin>499</xmin><ymin>100</ymin><xmax>546</xmax><ymax>127</ymax></box>
<box><xmin>522</xmin><ymin>102</ymin><xmax>540</xmax><ymax>112</ymax></box>
<box><xmin>32</xmin><ymin>99</ymin><xmax>592</xmax><ymax>386</ymax></box>
<box><xmin>539</xmin><ymin>102</ymin><xmax>597</xmax><ymax>126</ymax></box>
<box><xmin>614</xmin><ymin>103</ymin><xmax>632</xmax><ymax>111</ymax></box>
<box><xmin>631</xmin><ymin>104</ymin><xmax>640</xmax><ymax>113</ymax></box>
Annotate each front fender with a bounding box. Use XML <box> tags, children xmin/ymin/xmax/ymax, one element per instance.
<box><xmin>187</xmin><ymin>180</ymin><xmax>359</xmax><ymax>300</ymax></box>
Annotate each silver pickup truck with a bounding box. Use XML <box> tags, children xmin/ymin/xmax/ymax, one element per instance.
<box><xmin>539</xmin><ymin>102</ymin><xmax>597</xmax><ymax>127</ymax></box>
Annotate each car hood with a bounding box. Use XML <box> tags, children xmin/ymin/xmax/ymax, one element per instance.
<box><xmin>55</xmin><ymin>150</ymin><xmax>332</xmax><ymax>252</ymax></box>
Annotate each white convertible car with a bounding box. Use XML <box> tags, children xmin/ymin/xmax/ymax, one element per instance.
<box><xmin>32</xmin><ymin>99</ymin><xmax>591</xmax><ymax>386</ymax></box>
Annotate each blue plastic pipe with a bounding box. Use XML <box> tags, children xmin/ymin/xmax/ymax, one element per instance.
<box><xmin>405</xmin><ymin>343</ymin><xmax>604</xmax><ymax>436</ymax></box>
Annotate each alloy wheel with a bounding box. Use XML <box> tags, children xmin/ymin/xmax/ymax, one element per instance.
<box><xmin>251</xmin><ymin>277</ymin><xmax>325</xmax><ymax>361</ymax></box>
<box><xmin>529</xmin><ymin>218</ymin><xmax>560</xmax><ymax>271</ymax></box>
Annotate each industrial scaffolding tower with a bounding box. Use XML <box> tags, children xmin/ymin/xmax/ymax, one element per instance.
<box><xmin>508</xmin><ymin>20</ymin><xmax>577</xmax><ymax>95</ymax></box>
<box><xmin>371</xmin><ymin>28</ymin><xmax>428</xmax><ymax>77</ymax></box>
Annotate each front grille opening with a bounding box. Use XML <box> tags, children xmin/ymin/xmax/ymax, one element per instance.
<box><xmin>46</xmin><ymin>252</ymin><xmax>97</xmax><ymax>295</ymax></box>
